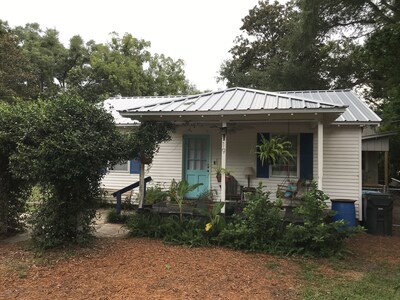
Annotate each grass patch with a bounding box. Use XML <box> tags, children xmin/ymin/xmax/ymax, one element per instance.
<box><xmin>299</xmin><ymin>259</ymin><xmax>400</xmax><ymax>299</ymax></box>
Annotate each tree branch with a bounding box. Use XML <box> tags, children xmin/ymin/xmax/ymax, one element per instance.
<box><xmin>380</xmin><ymin>0</ymin><xmax>398</xmax><ymax>13</ymax></box>
<box><xmin>366</xmin><ymin>0</ymin><xmax>395</xmax><ymax>23</ymax></box>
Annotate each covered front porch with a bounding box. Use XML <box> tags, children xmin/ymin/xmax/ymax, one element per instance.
<box><xmin>119</xmin><ymin>88</ymin><xmax>347</xmax><ymax>214</ymax></box>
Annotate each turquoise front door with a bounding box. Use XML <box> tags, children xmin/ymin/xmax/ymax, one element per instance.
<box><xmin>183</xmin><ymin>135</ymin><xmax>210</xmax><ymax>199</ymax></box>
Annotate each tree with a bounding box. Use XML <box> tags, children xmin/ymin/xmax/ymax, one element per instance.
<box><xmin>81</xmin><ymin>33</ymin><xmax>195</xmax><ymax>101</ymax></box>
<box><xmin>9</xmin><ymin>93</ymin><xmax>126</xmax><ymax>248</ymax></box>
<box><xmin>0</xmin><ymin>21</ymin><xmax>38</xmax><ymax>101</ymax></box>
<box><xmin>220</xmin><ymin>0</ymin><xmax>400</xmax><ymax>174</ymax></box>
<box><xmin>219</xmin><ymin>0</ymin><xmax>360</xmax><ymax>91</ymax></box>
<box><xmin>131</xmin><ymin>121</ymin><xmax>176</xmax><ymax>209</ymax></box>
<box><xmin>219</xmin><ymin>1</ymin><xmax>298</xmax><ymax>90</ymax></box>
<box><xmin>9</xmin><ymin>23</ymin><xmax>197</xmax><ymax>102</ymax></box>
<box><xmin>13</xmin><ymin>23</ymin><xmax>68</xmax><ymax>99</ymax></box>
<box><xmin>0</xmin><ymin>101</ymin><xmax>32</xmax><ymax>235</ymax></box>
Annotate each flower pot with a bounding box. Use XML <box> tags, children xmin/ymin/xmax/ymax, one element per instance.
<box><xmin>140</xmin><ymin>156</ymin><xmax>153</xmax><ymax>164</ymax></box>
<box><xmin>216</xmin><ymin>174</ymin><xmax>231</xmax><ymax>183</ymax></box>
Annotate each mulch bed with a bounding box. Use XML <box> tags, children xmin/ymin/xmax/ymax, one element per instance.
<box><xmin>1</xmin><ymin>231</ymin><xmax>400</xmax><ymax>300</ymax></box>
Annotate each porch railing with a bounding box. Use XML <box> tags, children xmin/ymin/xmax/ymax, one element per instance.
<box><xmin>112</xmin><ymin>176</ymin><xmax>152</xmax><ymax>214</ymax></box>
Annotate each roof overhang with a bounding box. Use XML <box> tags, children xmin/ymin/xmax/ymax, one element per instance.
<box><xmin>362</xmin><ymin>131</ymin><xmax>398</xmax><ymax>140</ymax></box>
<box><xmin>120</xmin><ymin>107</ymin><xmax>347</xmax><ymax>124</ymax></box>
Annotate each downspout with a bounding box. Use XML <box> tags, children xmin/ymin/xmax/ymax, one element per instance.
<box><xmin>138</xmin><ymin>162</ymin><xmax>145</xmax><ymax>208</ymax></box>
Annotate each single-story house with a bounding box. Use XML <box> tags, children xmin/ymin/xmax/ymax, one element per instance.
<box><xmin>102</xmin><ymin>87</ymin><xmax>381</xmax><ymax>219</ymax></box>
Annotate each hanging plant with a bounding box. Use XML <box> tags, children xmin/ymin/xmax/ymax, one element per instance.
<box><xmin>256</xmin><ymin>135</ymin><xmax>294</xmax><ymax>165</ymax></box>
<box><xmin>131</xmin><ymin>121</ymin><xmax>176</xmax><ymax>164</ymax></box>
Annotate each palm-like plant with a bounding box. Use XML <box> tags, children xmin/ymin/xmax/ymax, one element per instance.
<box><xmin>169</xmin><ymin>180</ymin><xmax>203</xmax><ymax>221</ymax></box>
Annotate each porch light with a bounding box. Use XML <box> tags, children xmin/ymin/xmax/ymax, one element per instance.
<box><xmin>220</xmin><ymin>126</ymin><xmax>227</xmax><ymax>135</ymax></box>
<box><xmin>244</xmin><ymin>167</ymin><xmax>255</xmax><ymax>187</ymax></box>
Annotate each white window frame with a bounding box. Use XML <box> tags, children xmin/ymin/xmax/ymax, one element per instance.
<box><xmin>110</xmin><ymin>161</ymin><xmax>129</xmax><ymax>173</ymax></box>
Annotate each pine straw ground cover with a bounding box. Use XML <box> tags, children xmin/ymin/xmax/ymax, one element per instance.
<box><xmin>1</xmin><ymin>230</ymin><xmax>400</xmax><ymax>300</ymax></box>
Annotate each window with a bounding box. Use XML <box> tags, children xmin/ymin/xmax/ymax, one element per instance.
<box><xmin>257</xmin><ymin>133</ymin><xmax>311</xmax><ymax>179</ymax></box>
<box><xmin>110</xmin><ymin>160</ymin><xmax>141</xmax><ymax>174</ymax></box>
<box><xmin>110</xmin><ymin>161</ymin><xmax>129</xmax><ymax>172</ymax></box>
<box><xmin>270</xmin><ymin>134</ymin><xmax>298</xmax><ymax>177</ymax></box>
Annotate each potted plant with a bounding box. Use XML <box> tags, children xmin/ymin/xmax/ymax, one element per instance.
<box><xmin>256</xmin><ymin>135</ymin><xmax>294</xmax><ymax>166</ymax></box>
<box><xmin>213</xmin><ymin>165</ymin><xmax>233</xmax><ymax>183</ymax></box>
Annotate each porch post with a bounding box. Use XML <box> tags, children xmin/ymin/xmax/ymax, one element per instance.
<box><xmin>221</xmin><ymin>121</ymin><xmax>227</xmax><ymax>214</ymax></box>
<box><xmin>138</xmin><ymin>162</ymin><xmax>145</xmax><ymax>209</ymax></box>
<box><xmin>317</xmin><ymin>120</ymin><xmax>324</xmax><ymax>190</ymax></box>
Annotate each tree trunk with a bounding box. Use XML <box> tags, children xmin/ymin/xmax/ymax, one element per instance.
<box><xmin>138</xmin><ymin>162</ymin><xmax>145</xmax><ymax>209</ymax></box>
<box><xmin>0</xmin><ymin>156</ymin><xmax>9</xmax><ymax>235</ymax></box>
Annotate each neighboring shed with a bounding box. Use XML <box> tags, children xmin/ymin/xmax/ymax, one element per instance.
<box><xmin>362</xmin><ymin>130</ymin><xmax>397</xmax><ymax>191</ymax></box>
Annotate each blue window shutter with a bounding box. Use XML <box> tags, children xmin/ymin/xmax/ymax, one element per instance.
<box><xmin>300</xmin><ymin>133</ymin><xmax>313</xmax><ymax>180</ymax></box>
<box><xmin>256</xmin><ymin>133</ymin><xmax>269</xmax><ymax>178</ymax></box>
<box><xmin>130</xmin><ymin>159</ymin><xmax>141</xmax><ymax>174</ymax></box>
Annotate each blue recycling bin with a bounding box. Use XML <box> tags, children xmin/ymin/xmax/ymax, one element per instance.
<box><xmin>331</xmin><ymin>199</ymin><xmax>357</xmax><ymax>227</ymax></box>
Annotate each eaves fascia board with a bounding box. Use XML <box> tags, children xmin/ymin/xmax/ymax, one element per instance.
<box><xmin>332</xmin><ymin>121</ymin><xmax>381</xmax><ymax>126</ymax></box>
<box><xmin>120</xmin><ymin>108</ymin><xmax>347</xmax><ymax>117</ymax></box>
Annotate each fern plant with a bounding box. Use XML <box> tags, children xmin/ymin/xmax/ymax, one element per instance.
<box><xmin>256</xmin><ymin>135</ymin><xmax>294</xmax><ymax>165</ymax></box>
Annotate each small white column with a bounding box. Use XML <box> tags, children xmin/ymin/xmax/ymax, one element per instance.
<box><xmin>317</xmin><ymin>120</ymin><xmax>323</xmax><ymax>190</ymax></box>
<box><xmin>220</xmin><ymin>121</ymin><xmax>227</xmax><ymax>214</ymax></box>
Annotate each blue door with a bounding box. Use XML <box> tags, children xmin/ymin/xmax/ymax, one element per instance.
<box><xmin>184</xmin><ymin>135</ymin><xmax>210</xmax><ymax>199</ymax></box>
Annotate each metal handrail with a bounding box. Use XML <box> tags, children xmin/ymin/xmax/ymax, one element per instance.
<box><xmin>112</xmin><ymin>176</ymin><xmax>152</xmax><ymax>213</ymax></box>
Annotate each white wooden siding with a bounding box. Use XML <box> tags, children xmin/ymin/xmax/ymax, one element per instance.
<box><xmin>322</xmin><ymin>126</ymin><xmax>362</xmax><ymax>219</ymax></box>
<box><xmin>146</xmin><ymin>131</ymin><xmax>183</xmax><ymax>188</ymax></box>
<box><xmin>101</xmin><ymin>171</ymin><xmax>140</xmax><ymax>193</ymax></box>
<box><xmin>362</xmin><ymin>138</ymin><xmax>389</xmax><ymax>151</ymax></box>
<box><xmin>101</xmin><ymin>122</ymin><xmax>362</xmax><ymax>219</ymax></box>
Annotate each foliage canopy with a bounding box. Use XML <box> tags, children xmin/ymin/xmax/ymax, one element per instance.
<box><xmin>0</xmin><ymin>21</ymin><xmax>197</xmax><ymax>103</ymax></box>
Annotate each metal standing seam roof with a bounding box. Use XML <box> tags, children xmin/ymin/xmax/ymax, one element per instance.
<box><xmin>105</xmin><ymin>87</ymin><xmax>381</xmax><ymax>125</ymax></box>
<box><xmin>278</xmin><ymin>90</ymin><xmax>381</xmax><ymax>124</ymax></box>
<box><xmin>121</xmin><ymin>87</ymin><xmax>345</xmax><ymax>112</ymax></box>
<box><xmin>103</xmin><ymin>95</ymin><xmax>185</xmax><ymax>125</ymax></box>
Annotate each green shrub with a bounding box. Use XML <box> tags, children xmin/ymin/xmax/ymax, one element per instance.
<box><xmin>29</xmin><ymin>188</ymin><xmax>96</xmax><ymax>249</ymax></box>
<box><xmin>197</xmin><ymin>201</ymin><xmax>226</xmax><ymax>238</ymax></box>
<box><xmin>145</xmin><ymin>185</ymin><xmax>168</xmax><ymax>205</ymax></box>
<box><xmin>0</xmin><ymin>101</ymin><xmax>32</xmax><ymax>236</ymax></box>
<box><xmin>127</xmin><ymin>183</ymin><xmax>361</xmax><ymax>257</ymax></box>
<box><xmin>12</xmin><ymin>94</ymin><xmax>126</xmax><ymax>249</ymax></box>
<box><xmin>280</xmin><ymin>183</ymin><xmax>363</xmax><ymax>257</ymax></box>
<box><xmin>106</xmin><ymin>209</ymin><xmax>131</xmax><ymax>224</ymax></box>
<box><xmin>126</xmin><ymin>211</ymin><xmax>208</xmax><ymax>246</ymax></box>
<box><xmin>162</xmin><ymin>216</ymin><xmax>207</xmax><ymax>247</ymax></box>
<box><xmin>126</xmin><ymin>210</ymin><xmax>165</xmax><ymax>238</ymax></box>
<box><xmin>217</xmin><ymin>184</ymin><xmax>283</xmax><ymax>251</ymax></box>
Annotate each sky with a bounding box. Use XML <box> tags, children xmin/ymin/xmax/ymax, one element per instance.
<box><xmin>1</xmin><ymin>0</ymin><xmax>264</xmax><ymax>92</ymax></box>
